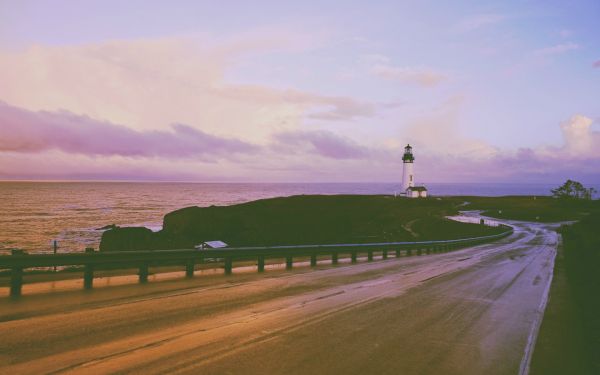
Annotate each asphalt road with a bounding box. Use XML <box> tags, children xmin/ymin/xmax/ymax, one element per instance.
<box><xmin>0</xmin><ymin>218</ymin><xmax>557</xmax><ymax>375</ymax></box>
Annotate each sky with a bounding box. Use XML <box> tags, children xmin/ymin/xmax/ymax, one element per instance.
<box><xmin>0</xmin><ymin>0</ymin><xmax>599</xmax><ymax>183</ymax></box>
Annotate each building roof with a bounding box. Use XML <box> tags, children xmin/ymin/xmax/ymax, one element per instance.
<box><xmin>197</xmin><ymin>240</ymin><xmax>228</xmax><ymax>249</ymax></box>
<box><xmin>407</xmin><ymin>186</ymin><xmax>427</xmax><ymax>191</ymax></box>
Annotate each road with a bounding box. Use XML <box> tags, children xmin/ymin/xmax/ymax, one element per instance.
<box><xmin>0</xmin><ymin>218</ymin><xmax>557</xmax><ymax>375</ymax></box>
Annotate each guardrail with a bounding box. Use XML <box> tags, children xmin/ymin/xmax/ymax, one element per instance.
<box><xmin>0</xmin><ymin>225</ymin><xmax>513</xmax><ymax>298</ymax></box>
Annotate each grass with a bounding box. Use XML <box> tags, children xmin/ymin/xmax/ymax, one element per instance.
<box><xmin>100</xmin><ymin>195</ymin><xmax>506</xmax><ymax>251</ymax></box>
<box><xmin>530</xmin><ymin>212</ymin><xmax>600</xmax><ymax>374</ymax></box>
<box><xmin>463</xmin><ymin>195</ymin><xmax>600</xmax><ymax>222</ymax></box>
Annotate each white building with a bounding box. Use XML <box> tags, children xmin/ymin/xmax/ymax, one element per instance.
<box><xmin>195</xmin><ymin>240</ymin><xmax>228</xmax><ymax>250</ymax></box>
<box><xmin>406</xmin><ymin>186</ymin><xmax>428</xmax><ymax>198</ymax></box>
<box><xmin>401</xmin><ymin>144</ymin><xmax>428</xmax><ymax>198</ymax></box>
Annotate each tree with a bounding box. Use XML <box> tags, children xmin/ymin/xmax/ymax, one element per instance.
<box><xmin>551</xmin><ymin>179</ymin><xmax>596</xmax><ymax>200</ymax></box>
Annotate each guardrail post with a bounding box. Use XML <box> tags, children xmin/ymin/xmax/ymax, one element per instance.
<box><xmin>310</xmin><ymin>253</ymin><xmax>317</xmax><ymax>267</ymax></box>
<box><xmin>224</xmin><ymin>257</ymin><xmax>233</xmax><ymax>275</ymax></box>
<box><xmin>258</xmin><ymin>255</ymin><xmax>265</xmax><ymax>272</ymax></box>
<box><xmin>185</xmin><ymin>259</ymin><xmax>195</xmax><ymax>278</ymax></box>
<box><xmin>84</xmin><ymin>247</ymin><xmax>95</xmax><ymax>290</ymax></box>
<box><xmin>332</xmin><ymin>252</ymin><xmax>338</xmax><ymax>265</ymax></box>
<box><xmin>351</xmin><ymin>251</ymin><xmax>357</xmax><ymax>263</ymax></box>
<box><xmin>395</xmin><ymin>249</ymin><xmax>400</xmax><ymax>257</ymax></box>
<box><xmin>286</xmin><ymin>255</ymin><xmax>293</xmax><ymax>270</ymax></box>
<box><xmin>368</xmin><ymin>250</ymin><xmax>373</xmax><ymax>261</ymax></box>
<box><xmin>139</xmin><ymin>263</ymin><xmax>149</xmax><ymax>283</ymax></box>
<box><xmin>10</xmin><ymin>249</ymin><xmax>24</xmax><ymax>298</ymax></box>
<box><xmin>383</xmin><ymin>250</ymin><xmax>388</xmax><ymax>260</ymax></box>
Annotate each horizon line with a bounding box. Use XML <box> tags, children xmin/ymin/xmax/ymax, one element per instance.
<box><xmin>0</xmin><ymin>179</ymin><xmax>578</xmax><ymax>185</ymax></box>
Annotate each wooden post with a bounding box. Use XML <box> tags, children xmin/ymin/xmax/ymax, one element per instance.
<box><xmin>286</xmin><ymin>255</ymin><xmax>293</xmax><ymax>270</ymax></box>
<box><xmin>10</xmin><ymin>249</ymin><xmax>25</xmax><ymax>298</ymax></box>
<box><xmin>368</xmin><ymin>250</ymin><xmax>373</xmax><ymax>261</ymax></box>
<box><xmin>258</xmin><ymin>255</ymin><xmax>265</xmax><ymax>272</ymax></box>
<box><xmin>310</xmin><ymin>253</ymin><xmax>317</xmax><ymax>267</ymax></box>
<box><xmin>351</xmin><ymin>251</ymin><xmax>357</xmax><ymax>263</ymax></box>
<box><xmin>383</xmin><ymin>250</ymin><xmax>388</xmax><ymax>260</ymax></box>
<box><xmin>83</xmin><ymin>248</ymin><xmax>94</xmax><ymax>290</ymax></box>
<box><xmin>53</xmin><ymin>240</ymin><xmax>58</xmax><ymax>272</ymax></box>
<box><xmin>332</xmin><ymin>252</ymin><xmax>338</xmax><ymax>265</ymax></box>
<box><xmin>10</xmin><ymin>267</ymin><xmax>23</xmax><ymax>298</ymax></box>
<box><xmin>139</xmin><ymin>263</ymin><xmax>149</xmax><ymax>283</ymax></box>
<box><xmin>185</xmin><ymin>259</ymin><xmax>195</xmax><ymax>278</ymax></box>
<box><xmin>224</xmin><ymin>257</ymin><xmax>233</xmax><ymax>275</ymax></box>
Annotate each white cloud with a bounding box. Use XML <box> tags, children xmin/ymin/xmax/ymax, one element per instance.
<box><xmin>362</xmin><ymin>54</ymin><xmax>446</xmax><ymax>87</ymax></box>
<box><xmin>454</xmin><ymin>13</ymin><xmax>506</xmax><ymax>33</ymax></box>
<box><xmin>558</xmin><ymin>114</ymin><xmax>599</xmax><ymax>157</ymax></box>
<box><xmin>534</xmin><ymin>42</ymin><xmax>580</xmax><ymax>56</ymax></box>
<box><xmin>370</xmin><ymin>64</ymin><xmax>447</xmax><ymax>87</ymax></box>
<box><xmin>0</xmin><ymin>34</ymin><xmax>375</xmax><ymax>145</ymax></box>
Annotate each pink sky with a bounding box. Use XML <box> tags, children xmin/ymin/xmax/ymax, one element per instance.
<box><xmin>1</xmin><ymin>1</ymin><xmax>599</xmax><ymax>183</ymax></box>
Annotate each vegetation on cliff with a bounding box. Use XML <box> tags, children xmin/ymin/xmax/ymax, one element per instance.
<box><xmin>463</xmin><ymin>195</ymin><xmax>599</xmax><ymax>222</ymax></box>
<box><xmin>100</xmin><ymin>195</ymin><xmax>505</xmax><ymax>251</ymax></box>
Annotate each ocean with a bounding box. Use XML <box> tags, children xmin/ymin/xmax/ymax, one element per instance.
<box><xmin>0</xmin><ymin>181</ymin><xmax>579</xmax><ymax>254</ymax></box>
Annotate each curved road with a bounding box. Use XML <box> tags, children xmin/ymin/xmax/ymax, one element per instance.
<box><xmin>0</xmin><ymin>218</ymin><xmax>558</xmax><ymax>375</ymax></box>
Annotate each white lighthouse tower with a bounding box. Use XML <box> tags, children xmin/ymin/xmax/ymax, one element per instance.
<box><xmin>401</xmin><ymin>144</ymin><xmax>415</xmax><ymax>191</ymax></box>
<box><xmin>401</xmin><ymin>144</ymin><xmax>427</xmax><ymax>198</ymax></box>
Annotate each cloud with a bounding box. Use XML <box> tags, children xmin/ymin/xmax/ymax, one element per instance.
<box><xmin>0</xmin><ymin>35</ymin><xmax>377</xmax><ymax>146</ymax></box>
<box><xmin>454</xmin><ymin>13</ymin><xmax>505</xmax><ymax>33</ymax></box>
<box><xmin>558</xmin><ymin>114</ymin><xmax>599</xmax><ymax>157</ymax></box>
<box><xmin>1</xmin><ymin>110</ymin><xmax>598</xmax><ymax>183</ymax></box>
<box><xmin>272</xmin><ymin>130</ymin><xmax>369</xmax><ymax>159</ymax></box>
<box><xmin>211</xmin><ymin>86</ymin><xmax>376</xmax><ymax>122</ymax></box>
<box><xmin>558</xmin><ymin>29</ymin><xmax>573</xmax><ymax>39</ymax></box>
<box><xmin>359</xmin><ymin>54</ymin><xmax>446</xmax><ymax>88</ymax></box>
<box><xmin>370</xmin><ymin>64</ymin><xmax>446</xmax><ymax>87</ymax></box>
<box><xmin>534</xmin><ymin>42</ymin><xmax>579</xmax><ymax>56</ymax></box>
<box><xmin>593</xmin><ymin>60</ymin><xmax>600</xmax><ymax>68</ymax></box>
<box><xmin>391</xmin><ymin>101</ymin><xmax>600</xmax><ymax>183</ymax></box>
<box><xmin>0</xmin><ymin>101</ymin><xmax>257</xmax><ymax>159</ymax></box>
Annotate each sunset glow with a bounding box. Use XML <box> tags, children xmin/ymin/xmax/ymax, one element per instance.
<box><xmin>1</xmin><ymin>1</ymin><xmax>599</xmax><ymax>182</ymax></box>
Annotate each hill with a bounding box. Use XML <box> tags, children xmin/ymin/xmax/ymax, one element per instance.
<box><xmin>100</xmin><ymin>195</ymin><xmax>504</xmax><ymax>251</ymax></box>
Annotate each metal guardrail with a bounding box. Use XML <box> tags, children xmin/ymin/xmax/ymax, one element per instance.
<box><xmin>1</xmin><ymin>225</ymin><xmax>513</xmax><ymax>297</ymax></box>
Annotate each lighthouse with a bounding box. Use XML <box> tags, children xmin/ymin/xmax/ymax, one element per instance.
<box><xmin>401</xmin><ymin>144</ymin><xmax>414</xmax><ymax>191</ymax></box>
<box><xmin>401</xmin><ymin>144</ymin><xmax>428</xmax><ymax>198</ymax></box>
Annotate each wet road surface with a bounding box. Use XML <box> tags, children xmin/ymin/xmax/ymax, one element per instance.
<box><xmin>0</xmin><ymin>218</ymin><xmax>557</xmax><ymax>375</ymax></box>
